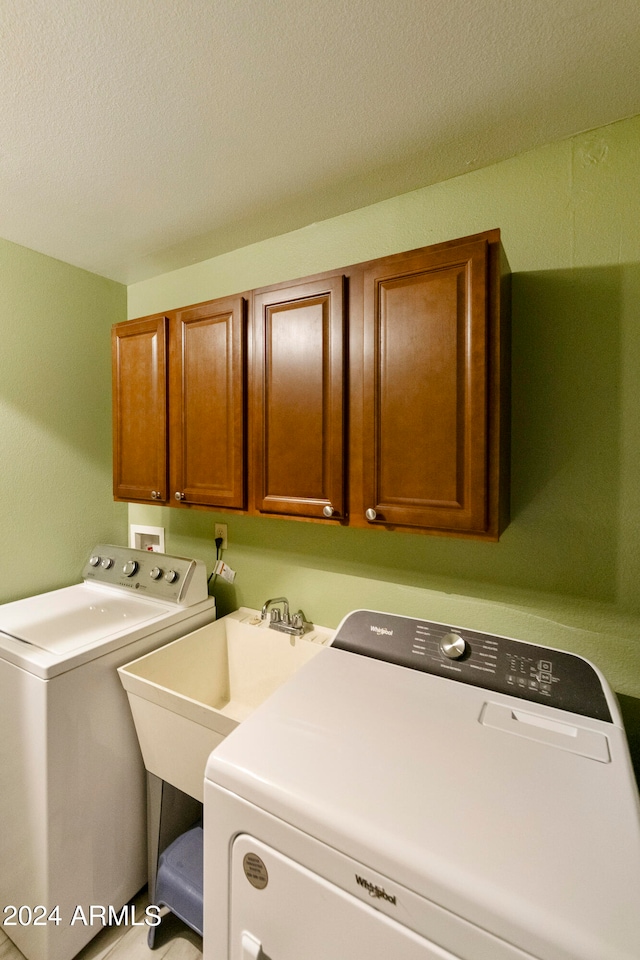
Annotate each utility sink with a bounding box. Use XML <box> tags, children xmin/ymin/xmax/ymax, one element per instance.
<box><xmin>118</xmin><ymin>607</ymin><xmax>333</xmax><ymax>801</ymax></box>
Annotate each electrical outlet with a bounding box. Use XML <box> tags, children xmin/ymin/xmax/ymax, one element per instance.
<box><xmin>214</xmin><ymin>523</ymin><xmax>228</xmax><ymax>550</ymax></box>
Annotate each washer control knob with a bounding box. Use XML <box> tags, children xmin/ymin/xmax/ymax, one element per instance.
<box><xmin>165</xmin><ymin>569</ymin><xmax>179</xmax><ymax>584</ymax></box>
<box><xmin>439</xmin><ymin>632</ymin><xmax>467</xmax><ymax>660</ymax></box>
<box><xmin>101</xmin><ymin>557</ymin><xmax>114</xmax><ymax>569</ymax></box>
<box><xmin>123</xmin><ymin>560</ymin><xmax>139</xmax><ymax>577</ymax></box>
<box><xmin>365</xmin><ymin>508</ymin><xmax>377</xmax><ymax>521</ymax></box>
<box><xmin>89</xmin><ymin>555</ymin><xmax>101</xmax><ymax>567</ymax></box>
<box><xmin>150</xmin><ymin>566</ymin><xmax>163</xmax><ymax>581</ymax></box>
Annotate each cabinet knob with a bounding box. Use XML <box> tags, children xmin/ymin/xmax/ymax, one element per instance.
<box><xmin>175</xmin><ymin>491</ymin><xmax>186</xmax><ymax>501</ymax></box>
<box><xmin>151</xmin><ymin>490</ymin><xmax>160</xmax><ymax>500</ymax></box>
<box><xmin>322</xmin><ymin>504</ymin><xmax>334</xmax><ymax>518</ymax></box>
<box><xmin>365</xmin><ymin>508</ymin><xmax>377</xmax><ymax>521</ymax></box>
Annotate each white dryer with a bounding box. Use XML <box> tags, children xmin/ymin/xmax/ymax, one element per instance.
<box><xmin>204</xmin><ymin>609</ymin><xmax>640</xmax><ymax>960</ymax></box>
<box><xmin>0</xmin><ymin>544</ymin><xmax>216</xmax><ymax>960</ymax></box>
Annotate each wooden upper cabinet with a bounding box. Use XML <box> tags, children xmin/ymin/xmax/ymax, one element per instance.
<box><xmin>112</xmin><ymin>231</ymin><xmax>509</xmax><ymax>538</ymax></box>
<box><xmin>170</xmin><ymin>296</ymin><xmax>246</xmax><ymax>509</ymax></box>
<box><xmin>112</xmin><ymin>315</ymin><xmax>168</xmax><ymax>503</ymax></box>
<box><xmin>251</xmin><ymin>276</ymin><xmax>346</xmax><ymax>520</ymax></box>
<box><xmin>358</xmin><ymin>232</ymin><xmax>509</xmax><ymax>539</ymax></box>
<box><xmin>112</xmin><ymin>295</ymin><xmax>246</xmax><ymax>509</ymax></box>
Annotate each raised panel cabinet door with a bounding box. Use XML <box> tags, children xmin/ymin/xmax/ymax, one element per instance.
<box><xmin>170</xmin><ymin>296</ymin><xmax>246</xmax><ymax>508</ymax></box>
<box><xmin>362</xmin><ymin>238</ymin><xmax>491</xmax><ymax>534</ymax></box>
<box><xmin>252</xmin><ymin>276</ymin><xmax>346</xmax><ymax>519</ymax></box>
<box><xmin>112</xmin><ymin>315</ymin><xmax>168</xmax><ymax>503</ymax></box>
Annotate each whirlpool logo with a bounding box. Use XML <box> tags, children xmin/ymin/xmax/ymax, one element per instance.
<box><xmin>355</xmin><ymin>875</ymin><xmax>397</xmax><ymax>905</ymax></box>
<box><xmin>370</xmin><ymin>625</ymin><xmax>393</xmax><ymax>637</ymax></box>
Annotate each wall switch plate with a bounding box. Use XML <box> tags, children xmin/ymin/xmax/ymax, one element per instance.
<box><xmin>214</xmin><ymin>523</ymin><xmax>228</xmax><ymax>550</ymax></box>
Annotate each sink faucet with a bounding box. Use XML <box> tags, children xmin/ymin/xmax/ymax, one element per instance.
<box><xmin>261</xmin><ymin>597</ymin><xmax>290</xmax><ymax>622</ymax></box>
<box><xmin>260</xmin><ymin>597</ymin><xmax>309</xmax><ymax>637</ymax></box>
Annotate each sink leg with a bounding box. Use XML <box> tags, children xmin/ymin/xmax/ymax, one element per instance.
<box><xmin>147</xmin><ymin>772</ymin><xmax>202</xmax><ymax>902</ymax></box>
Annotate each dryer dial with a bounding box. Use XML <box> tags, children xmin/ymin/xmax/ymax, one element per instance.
<box><xmin>439</xmin><ymin>632</ymin><xmax>467</xmax><ymax>660</ymax></box>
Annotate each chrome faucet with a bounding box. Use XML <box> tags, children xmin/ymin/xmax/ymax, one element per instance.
<box><xmin>261</xmin><ymin>597</ymin><xmax>290</xmax><ymax>622</ymax></box>
<box><xmin>260</xmin><ymin>596</ymin><xmax>309</xmax><ymax>637</ymax></box>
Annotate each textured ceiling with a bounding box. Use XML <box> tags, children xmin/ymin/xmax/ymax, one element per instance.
<box><xmin>2</xmin><ymin>0</ymin><xmax>640</xmax><ymax>283</ymax></box>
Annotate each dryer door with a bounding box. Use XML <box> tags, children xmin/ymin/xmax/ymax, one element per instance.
<box><xmin>229</xmin><ymin>835</ymin><xmax>461</xmax><ymax>960</ymax></box>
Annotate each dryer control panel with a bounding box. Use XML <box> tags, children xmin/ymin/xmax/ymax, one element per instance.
<box><xmin>332</xmin><ymin>610</ymin><xmax>612</xmax><ymax>722</ymax></box>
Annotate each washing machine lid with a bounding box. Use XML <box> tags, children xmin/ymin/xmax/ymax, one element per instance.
<box><xmin>206</xmin><ymin>615</ymin><xmax>640</xmax><ymax>960</ymax></box>
<box><xmin>0</xmin><ymin>544</ymin><xmax>215</xmax><ymax>678</ymax></box>
<box><xmin>0</xmin><ymin>582</ymin><xmax>172</xmax><ymax>655</ymax></box>
<box><xmin>0</xmin><ymin>582</ymin><xmax>214</xmax><ymax>679</ymax></box>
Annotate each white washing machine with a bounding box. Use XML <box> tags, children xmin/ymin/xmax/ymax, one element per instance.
<box><xmin>0</xmin><ymin>544</ymin><xmax>216</xmax><ymax>960</ymax></box>
<box><xmin>204</xmin><ymin>609</ymin><xmax>640</xmax><ymax>960</ymax></box>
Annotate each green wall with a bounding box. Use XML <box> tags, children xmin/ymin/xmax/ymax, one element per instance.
<box><xmin>0</xmin><ymin>239</ymin><xmax>127</xmax><ymax>601</ymax></box>
<box><xmin>127</xmin><ymin>115</ymin><xmax>640</xmax><ymax>707</ymax></box>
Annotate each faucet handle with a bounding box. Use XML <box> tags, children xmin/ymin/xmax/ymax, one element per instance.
<box><xmin>261</xmin><ymin>596</ymin><xmax>290</xmax><ymax>620</ymax></box>
<box><xmin>271</xmin><ymin>605</ymin><xmax>290</xmax><ymax>625</ymax></box>
<box><xmin>292</xmin><ymin>610</ymin><xmax>310</xmax><ymax>631</ymax></box>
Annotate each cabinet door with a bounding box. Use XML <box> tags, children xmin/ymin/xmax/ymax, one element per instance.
<box><xmin>362</xmin><ymin>238</ymin><xmax>492</xmax><ymax>534</ymax></box>
<box><xmin>170</xmin><ymin>296</ymin><xmax>246</xmax><ymax>509</ymax></box>
<box><xmin>112</xmin><ymin>315</ymin><xmax>168</xmax><ymax>503</ymax></box>
<box><xmin>252</xmin><ymin>277</ymin><xmax>345</xmax><ymax>519</ymax></box>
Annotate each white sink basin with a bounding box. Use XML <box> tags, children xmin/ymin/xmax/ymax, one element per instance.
<box><xmin>118</xmin><ymin>607</ymin><xmax>333</xmax><ymax>800</ymax></box>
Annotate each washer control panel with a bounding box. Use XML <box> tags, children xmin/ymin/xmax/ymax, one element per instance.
<box><xmin>82</xmin><ymin>544</ymin><xmax>209</xmax><ymax>605</ymax></box>
<box><xmin>332</xmin><ymin>610</ymin><xmax>612</xmax><ymax>722</ymax></box>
